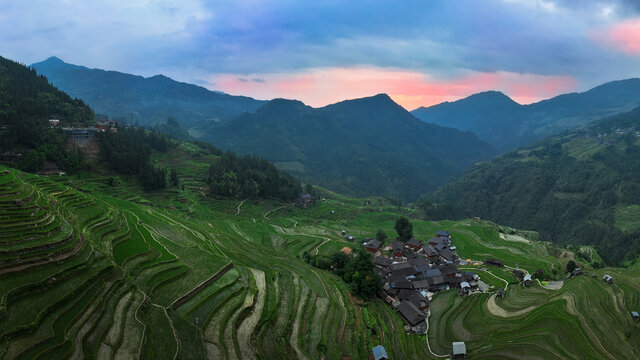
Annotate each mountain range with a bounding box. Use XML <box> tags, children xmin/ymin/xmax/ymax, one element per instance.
<box><xmin>31</xmin><ymin>57</ymin><xmax>265</xmax><ymax>128</ymax></box>
<box><xmin>411</xmin><ymin>79</ymin><xmax>640</xmax><ymax>152</ymax></box>
<box><xmin>31</xmin><ymin>57</ymin><xmax>497</xmax><ymax>201</ymax></box>
<box><xmin>30</xmin><ymin>57</ymin><xmax>640</xmax><ymax>204</ymax></box>
<box><xmin>204</xmin><ymin>94</ymin><xmax>496</xmax><ymax>201</ymax></box>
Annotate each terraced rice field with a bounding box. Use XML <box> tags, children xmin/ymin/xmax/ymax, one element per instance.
<box><xmin>1</xmin><ymin>165</ymin><xmax>639</xmax><ymax>359</ymax></box>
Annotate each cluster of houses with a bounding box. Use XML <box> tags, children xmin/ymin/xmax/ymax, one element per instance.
<box><xmin>61</xmin><ymin>119</ymin><xmax>120</xmax><ymax>144</ymax></box>
<box><xmin>362</xmin><ymin>231</ymin><xmax>482</xmax><ymax>334</ymax></box>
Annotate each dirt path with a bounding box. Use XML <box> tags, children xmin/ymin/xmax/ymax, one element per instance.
<box><xmin>314</xmin><ymin>238</ymin><xmax>329</xmax><ymax>255</ymax></box>
<box><xmin>425</xmin><ymin>312</ymin><xmax>450</xmax><ymax>358</ymax></box>
<box><xmin>486</xmin><ymin>294</ymin><xmax>539</xmax><ymax>318</ymax></box>
<box><xmin>237</xmin><ymin>269</ymin><xmax>266</xmax><ymax>359</ymax></box>
<box><xmin>460</xmin><ymin>266</ymin><xmax>509</xmax><ymax>290</ymax></box>
<box><xmin>290</xmin><ymin>278</ymin><xmax>310</xmax><ymax>360</ymax></box>
<box><xmin>235</xmin><ymin>199</ymin><xmax>246</xmax><ymax>216</ymax></box>
<box><xmin>263</xmin><ymin>204</ymin><xmax>293</xmax><ymax>219</ymax></box>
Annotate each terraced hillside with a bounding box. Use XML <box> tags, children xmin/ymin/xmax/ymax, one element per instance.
<box><xmin>1</xmin><ymin>165</ymin><xmax>639</xmax><ymax>359</ymax></box>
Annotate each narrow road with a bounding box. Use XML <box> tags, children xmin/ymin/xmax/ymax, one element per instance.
<box><xmin>425</xmin><ymin>312</ymin><xmax>450</xmax><ymax>358</ymax></box>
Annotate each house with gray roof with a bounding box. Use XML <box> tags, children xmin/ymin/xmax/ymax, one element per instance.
<box><xmin>452</xmin><ymin>341</ymin><xmax>466</xmax><ymax>358</ymax></box>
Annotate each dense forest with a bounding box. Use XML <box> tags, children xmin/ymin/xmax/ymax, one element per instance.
<box><xmin>96</xmin><ymin>127</ymin><xmax>170</xmax><ymax>190</ymax></box>
<box><xmin>427</xmin><ymin>107</ymin><xmax>640</xmax><ymax>265</ymax></box>
<box><xmin>0</xmin><ymin>55</ymin><xmax>94</xmax><ymax>173</ymax></box>
<box><xmin>304</xmin><ymin>248</ymin><xmax>381</xmax><ymax>299</ymax></box>
<box><xmin>207</xmin><ymin>152</ymin><xmax>301</xmax><ymax>201</ymax></box>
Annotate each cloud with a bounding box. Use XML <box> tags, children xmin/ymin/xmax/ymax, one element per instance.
<box><xmin>237</xmin><ymin>77</ymin><xmax>266</xmax><ymax>83</ymax></box>
<box><xmin>1</xmin><ymin>0</ymin><xmax>638</xmax><ymax>106</ymax></box>
<box><xmin>592</xmin><ymin>18</ymin><xmax>640</xmax><ymax>55</ymax></box>
<box><xmin>209</xmin><ymin>67</ymin><xmax>576</xmax><ymax>110</ymax></box>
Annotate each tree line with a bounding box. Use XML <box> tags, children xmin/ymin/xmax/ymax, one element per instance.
<box><xmin>96</xmin><ymin>127</ymin><xmax>169</xmax><ymax>190</ymax></box>
<box><xmin>207</xmin><ymin>152</ymin><xmax>301</xmax><ymax>201</ymax></box>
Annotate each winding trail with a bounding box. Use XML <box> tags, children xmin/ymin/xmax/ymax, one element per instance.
<box><xmin>486</xmin><ymin>294</ymin><xmax>538</xmax><ymax>318</ymax></box>
<box><xmin>460</xmin><ymin>266</ymin><xmax>509</xmax><ymax>290</ymax></box>
<box><xmin>314</xmin><ymin>238</ymin><xmax>329</xmax><ymax>255</ymax></box>
<box><xmin>425</xmin><ymin>312</ymin><xmax>450</xmax><ymax>358</ymax></box>
<box><xmin>235</xmin><ymin>199</ymin><xmax>246</xmax><ymax>216</ymax></box>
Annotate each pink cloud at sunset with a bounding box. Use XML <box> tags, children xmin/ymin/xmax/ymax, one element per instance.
<box><xmin>210</xmin><ymin>67</ymin><xmax>576</xmax><ymax>110</ymax></box>
<box><xmin>592</xmin><ymin>18</ymin><xmax>640</xmax><ymax>56</ymax></box>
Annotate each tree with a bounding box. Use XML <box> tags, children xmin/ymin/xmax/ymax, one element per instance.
<box><xmin>395</xmin><ymin>216</ymin><xmax>413</xmax><ymax>242</ymax></box>
<box><xmin>170</xmin><ymin>168</ymin><xmax>179</xmax><ymax>187</ymax></box>
<box><xmin>304</xmin><ymin>183</ymin><xmax>313</xmax><ymax>195</ymax></box>
<box><xmin>566</xmin><ymin>260</ymin><xmax>576</xmax><ymax>273</ymax></box>
<box><xmin>376</xmin><ymin>229</ymin><xmax>388</xmax><ymax>246</ymax></box>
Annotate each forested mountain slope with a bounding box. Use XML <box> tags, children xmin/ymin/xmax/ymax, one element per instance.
<box><xmin>427</xmin><ymin>107</ymin><xmax>640</xmax><ymax>265</ymax></box>
<box><xmin>0</xmin><ymin>55</ymin><xmax>93</xmax><ymax>173</ymax></box>
<box><xmin>31</xmin><ymin>57</ymin><xmax>265</xmax><ymax>128</ymax></box>
<box><xmin>206</xmin><ymin>94</ymin><xmax>496</xmax><ymax>202</ymax></box>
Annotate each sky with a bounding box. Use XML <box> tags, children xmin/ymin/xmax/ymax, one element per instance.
<box><xmin>1</xmin><ymin>0</ymin><xmax>640</xmax><ymax>110</ymax></box>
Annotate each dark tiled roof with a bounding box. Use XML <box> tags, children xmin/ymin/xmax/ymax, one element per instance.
<box><xmin>429</xmin><ymin>237</ymin><xmax>446</xmax><ymax>245</ymax></box>
<box><xmin>390</xmin><ymin>262</ymin><xmax>413</xmax><ymax>271</ymax></box>
<box><xmin>397</xmin><ymin>301</ymin><xmax>426</xmax><ymax>326</ymax></box>
<box><xmin>413</xmin><ymin>264</ymin><xmax>431</xmax><ymax>275</ymax></box>
<box><xmin>374</xmin><ymin>256</ymin><xmax>393</xmax><ymax>267</ymax></box>
<box><xmin>365</xmin><ymin>239</ymin><xmax>381</xmax><ymax>249</ymax></box>
<box><xmin>440</xmin><ymin>264</ymin><xmax>459</xmax><ymax>275</ymax></box>
<box><xmin>409</xmin><ymin>256</ymin><xmax>428</xmax><ymax>266</ymax></box>
<box><xmin>425</xmin><ymin>268</ymin><xmax>442</xmax><ymax>278</ymax></box>
<box><xmin>425</xmin><ymin>245</ymin><xmax>439</xmax><ymax>257</ymax></box>
<box><xmin>391</xmin><ymin>281</ymin><xmax>414</xmax><ymax>289</ymax></box>
<box><xmin>398</xmin><ymin>301</ymin><xmax>426</xmax><ymax>326</ymax></box>
<box><xmin>412</xmin><ymin>279</ymin><xmax>430</xmax><ymax>289</ymax></box>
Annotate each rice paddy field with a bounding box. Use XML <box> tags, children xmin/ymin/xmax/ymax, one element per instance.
<box><xmin>1</xmin><ymin>163</ymin><xmax>639</xmax><ymax>359</ymax></box>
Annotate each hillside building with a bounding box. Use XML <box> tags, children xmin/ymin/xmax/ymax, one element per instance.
<box><xmin>452</xmin><ymin>342</ymin><xmax>466</xmax><ymax>358</ymax></box>
<box><xmin>372</xmin><ymin>345</ymin><xmax>389</xmax><ymax>360</ymax></box>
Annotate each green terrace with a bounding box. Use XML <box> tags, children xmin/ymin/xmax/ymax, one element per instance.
<box><xmin>0</xmin><ymin>165</ymin><xmax>639</xmax><ymax>359</ymax></box>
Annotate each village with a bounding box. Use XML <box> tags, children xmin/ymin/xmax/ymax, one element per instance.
<box><xmin>355</xmin><ymin>228</ymin><xmax>631</xmax><ymax>360</ymax></box>
<box><xmin>361</xmin><ymin>230</ymin><xmax>508</xmax><ymax>359</ymax></box>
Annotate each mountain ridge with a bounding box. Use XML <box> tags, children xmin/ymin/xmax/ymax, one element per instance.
<box><xmin>30</xmin><ymin>57</ymin><xmax>266</xmax><ymax>127</ymax></box>
<box><xmin>206</xmin><ymin>93</ymin><xmax>496</xmax><ymax>202</ymax></box>
<box><xmin>412</xmin><ymin>78</ymin><xmax>640</xmax><ymax>151</ymax></box>
<box><xmin>426</xmin><ymin>106</ymin><xmax>640</xmax><ymax>265</ymax></box>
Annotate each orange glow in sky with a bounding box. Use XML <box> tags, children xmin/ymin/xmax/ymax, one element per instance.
<box><xmin>211</xmin><ymin>67</ymin><xmax>576</xmax><ymax>110</ymax></box>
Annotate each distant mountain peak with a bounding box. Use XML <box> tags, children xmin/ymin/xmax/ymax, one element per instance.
<box><xmin>323</xmin><ymin>93</ymin><xmax>403</xmax><ymax>112</ymax></box>
<box><xmin>256</xmin><ymin>98</ymin><xmax>307</xmax><ymax>114</ymax></box>
<box><xmin>44</xmin><ymin>56</ymin><xmax>65</xmax><ymax>63</ymax></box>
